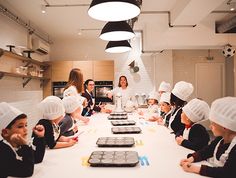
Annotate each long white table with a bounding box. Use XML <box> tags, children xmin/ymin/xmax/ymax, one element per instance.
<box><xmin>33</xmin><ymin>113</ymin><xmax>208</xmax><ymax>178</ymax></box>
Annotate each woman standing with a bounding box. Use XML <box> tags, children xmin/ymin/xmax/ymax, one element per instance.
<box><xmin>107</xmin><ymin>75</ymin><xmax>133</xmax><ymax>109</ymax></box>
<box><xmin>63</xmin><ymin>68</ymin><xmax>84</xmax><ymax>98</ymax></box>
<box><xmin>63</xmin><ymin>68</ymin><xmax>89</xmax><ymax>123</ymax></box>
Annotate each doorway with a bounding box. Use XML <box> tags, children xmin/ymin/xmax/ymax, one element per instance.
<box><xmin>195</xmin><ymin>63</ymin><xmax>225</xmax><ymax>105</ymax></box>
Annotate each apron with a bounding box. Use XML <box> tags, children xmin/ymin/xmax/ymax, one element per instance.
<box><xmin>209</xmin><ymin>136</ymin><xmax>236</xmax><ymax>167</ymax></box>
<box><xmin>52</xmin><ymin>123</ymin><xmax>61</xmax><ymax>141</ymax></box>
<box><xmin>163</xmin><ymin>110</ymin><xmax>172</xmax><ymax>124</ymax></box>
<box><xmin>182</xmin><ymin>123</ymin><xmax>196</xmax><ymax>140</ymax></box>
<box><xmin>168</xmin><ymin>107</ymin><xmax>182</xmax><ymax>132</ymax></box>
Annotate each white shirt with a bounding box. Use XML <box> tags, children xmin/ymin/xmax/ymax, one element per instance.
<box><xmin>111</xmin><ymin>86</ymin><xmax>133</xmax><ymax>108</ymax></box>
<box><xmin>63</xmin><ymin>85</ymin><xmax>86</xmax><ymax>104</ymax></box>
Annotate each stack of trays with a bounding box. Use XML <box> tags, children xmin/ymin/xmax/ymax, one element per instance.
<box><xmin>96</xmin><ymin>137</ymin><xmax>135</xmax><ymax>147</ymax></box>
<box><xmin>108</xmin><ymin>112</ymin><xmax>128</xmax><ymax>120</ymax></box>
<box><xmin>111</xmin><ymin>120</ymin><xmax>136</xmax><ymax>126</ymax></box>
<box><xmin>112</xmin><ymin>127</ymin><xmax>142</xmax><ymax>134</ymax></box>
<box><xmin>88</xmin><ymin>151</ymin><xmax>139</xmax><ymax>167</ymax></box>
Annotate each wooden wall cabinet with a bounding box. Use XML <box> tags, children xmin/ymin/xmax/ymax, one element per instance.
<box><xmin>73</xmin><ymin>61</ymin><xmax>93</xmax><ymax>80</ymax></box>
<box><xmin>51</xmin><ymin>61</ymin><xmax>73</xmax><ymax>81</ymax></box>
<box><xmin>93</xmin><ymin>61</ymin><xmax>114</xmax><ymax>81</ymax></box>
<box><xmin>51</xmin><ymin>60</ymin><xmax>114</xmax><ymax>82</ymax></box>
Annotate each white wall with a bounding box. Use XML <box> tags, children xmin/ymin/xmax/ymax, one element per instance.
<box><xmin>0</xmin><ymin>14</ymin><xmax>43</xmax><ymax>129</ymax></box>
<box><xmin>172</xmin><ymin>49</ymin><xmax>226</xmax><ymax>101</ymax></box>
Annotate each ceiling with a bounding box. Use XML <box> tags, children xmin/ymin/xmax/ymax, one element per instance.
<box><xmin>1</xmin><ymin>0</ymin><xmax>236</xmax><ymax>50</ymax></box>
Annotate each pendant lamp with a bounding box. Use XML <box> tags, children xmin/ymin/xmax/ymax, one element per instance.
<box><xmin>100</xmin><ymin>21</ymin><xmax>135</xmax><ymax>41</ymax></box>
<box><xmin>105</xmin><ymin>40</ymin><xmax>132</xmax><ymax>53</ymax></box>
<box><xmin>88</xmin><ymin>0</ymin><xmax>140</xmax><ymax>22</ymax></box>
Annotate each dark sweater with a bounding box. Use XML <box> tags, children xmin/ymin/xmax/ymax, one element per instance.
<box><xmin>170</xmin><ymin>108</ymin><xmax>185</xmax><ymax>135</ymax></box>
<box><xmin>0</xmin><ymin>137</ymin><xmax>45</xmax><ymax>178</ymax></box>
<box><xmin>180</xmin><ymin>124</ymin><xmax>210</xmax><ymax>151</ymax></box>
<box><xmin>81</xmin><ymin>90</ymin><xmax>101</xmax><ymax>116</ymax></box>
<box><xmin>188</xmin><ymin>136</ymin><xmax>236</xmax><ymax>178</ymax></box>
<box><xmin>59</xmin><ymin>114</ymin><xmax>76</xmax><ymax>137</ymax></box>
<box><xmin>33</xmin><ymin>119</ymin><xmax>60</xmax><ymax>149</ymax></box>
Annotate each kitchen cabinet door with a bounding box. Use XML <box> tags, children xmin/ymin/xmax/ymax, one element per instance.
<box><xmin>51</xmin><ymin>61</ymin><xmax>73</xmax><ymax>81</ymax></box>
<box><xmin>93</xmin><ymin>61</ymin><xmax>114</xmax><ymax>81</ymax></box>
<box><xmin>73</xmin><ymin>61</ymin><xmax>93</xmax><ymax>80</ymax></box>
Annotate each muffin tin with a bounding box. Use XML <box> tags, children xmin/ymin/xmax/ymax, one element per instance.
<box><xmin>88</xmin><ymin>151</ymin><xmax>139</xmax><ymax>167</ymax></box>
<box><xmin>112</xmin><ymin>127</ymin><xmax>142</xmax><ymax>134</ymax></box>
<box><xmin>108</xmin><ymin>112</ymin><xmax>128</xmax><ymax>120</ymax></box>
<box><xmin>111</xmin><ymin>120</ymin><xmax>136</xmax><ymax>126</ymax></box>
<box><xmin>96</xmin><ymin>137</ymin><xmax>135</xmax><ymax>147</ymax></box>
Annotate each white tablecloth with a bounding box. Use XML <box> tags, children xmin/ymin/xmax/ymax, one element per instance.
<box><xmin>33</xmin><ymin>113</ymin><xmax>208</xmax><ymax>178</ymax></box>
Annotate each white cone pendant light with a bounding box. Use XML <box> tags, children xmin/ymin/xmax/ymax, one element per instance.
<box><xmin>88</xmin><ymin>0</ymin><xmax>140</xmax><ymax>22</ymax></box>
<box><xmin>100</xmin><ymin>21</ymin><xmax>135</xmax><ymax>41</ymax></box>
<box><xmin>105</xmin><ymin>40</ymin><xmax>132</xmax><ymax>53</ymax></box>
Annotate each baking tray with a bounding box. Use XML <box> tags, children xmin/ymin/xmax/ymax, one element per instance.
<box><xmin>96</xmin><ymin>137</ymin><xmax>135</xmax><ymax>147</ymax></box>
<box><xmin>88</xmin><ymin>151</ymin><xmax>139</xmax><ymax>167</ymax></box>
<box><xmin>111</xmin><ymin>127</ymin><xmax>142</xmax><ymax>134</ymax></box>
<box><xmin>111</xmin><ymin>120</ymin><xmax>136</xmax><ymax>126</ymax></box>
<box><xmin>108</xmin><ymin>112</ymin><xmax>128</xmax><ymax>120</ymax></box>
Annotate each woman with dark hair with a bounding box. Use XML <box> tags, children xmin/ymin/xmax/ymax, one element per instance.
<box><xmin>81</xmin><ymin>79</ymin><xmax>110</xmax><ymax>116</ymax></box>
<box><xmin>168</xmin><ymin>81</ymin><xmax>194</xmax><ymax>135</ymax></box>
<box><xmin>107</xmin><ymin>75</ymin><xmax>133</xmax><ymax>108</ymax></box>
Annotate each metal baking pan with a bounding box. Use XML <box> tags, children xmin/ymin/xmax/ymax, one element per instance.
<box><xmin>96</xmin><ymin>137</ymin><xmax>135</xmax><ymax>147</ymax></box>
<box><xmin>88</xmin><ymin>151</ymin><xmax>139</xmax><ymax>167</ymax></box>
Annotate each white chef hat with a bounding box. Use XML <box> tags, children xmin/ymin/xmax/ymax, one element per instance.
<box><xmin>0</xmin><ymin>102</ymin><xmax>24</xmax><ymax>139</ymax></box>
<box><xmin>160</xmin><ymin>92</ymin><xmax>171</xmax><ymax>104</ymax></box>
<box><xmin>209</xmin><ymin>97</ymin><xmax>236</xmax><ymax>132</ymax></box>
<box><xmin>39</xmin><ymin>96</ymin><xmax>65</xmax><ymax>120</ymax></box>
<box><xmin>148</xmin><ymin>92</ymin><xmax>159</xmax><ymax>101</ymax></box>
<box><xmin>63</xmin><ymin>95</ymin><xmax>83</xmax><ymax>114</ymax></box>
<box><xmin>158</xmin><ymin>81</ymin><xmax>171</xmax><ymax>92</ymax></box>
<box><xmin>171</xmin><ymin>81</ymin><xmax>194</xmax><ymax>101</ymax></box>
<box><xmin>182</xmin><ymin>98</ymin><xmax>210</xmax><ymax>123</ymax></box>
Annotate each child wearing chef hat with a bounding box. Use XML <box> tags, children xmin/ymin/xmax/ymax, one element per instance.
<box><xmin>34</xmin><ymin>96</ymin><xmax>77</xmax><ymax>149</ymax></box>
<box><xmin>59</xmin><ymin>95</ymin><xmax>86</xmax><ymax>137</ymax></box>
<box><xmin>175</xmin><ymin>98</ymin><xmax>210</xmax><ymax>151</ymax></box>
<box><xmin>139</xmin><ymin>91</ymin><xmax>159</xmax><ymax>120</ymax></box>
<box><xmin>180</xmin><ymin>97</ymin><xmax>236</xmax><ymax>178</ymax></box>
<box><xmin>0</xmin><ymin>102</ymin><xmax>45</xmax><ymax>177</ymax></box>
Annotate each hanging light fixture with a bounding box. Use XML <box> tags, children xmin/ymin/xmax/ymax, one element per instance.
<box><xmin>105</xmin><ymin>40</ymin><xmax>132</xmax><ymax>53</ymax></box>
<box><xmin>100</xmin><ymin>21</ymin><xmax>135</xmax><ymax>41</ymax></box>
<box><xmin>88</xmin><ymin>0</ymin><xmax>140</xmax><ymax>21</ymax></box>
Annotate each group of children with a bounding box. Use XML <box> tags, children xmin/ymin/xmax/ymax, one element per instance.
<box><xmin>0</xmin><ymin>92</ymin><xmax>89</xmax><ymax>177</ymax></box>
<box><xmin>1</xmin><ymin>73</ymin><xmax>236</xmax><ymax>177</ymax></box>
<box><xmin>138</xmin><ymin>80</ymin><xmax>236</xmax><ymax>178</ymax></box>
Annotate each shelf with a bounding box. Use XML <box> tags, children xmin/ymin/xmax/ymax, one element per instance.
<box><xmin>0</xmin><ymin>48</ymin><xmax>50</xmax><ymax>67</ymax></box>
<box><xmin>0</xmin><ymin>71</ymin><xmax>50</xmax><ymax>88</ymax></box>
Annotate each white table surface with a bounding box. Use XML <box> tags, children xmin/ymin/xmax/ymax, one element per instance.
<box><xmin>33</xmin><ymin>113</ymin><xmax>208</xmax><ymax>178</ymax></box>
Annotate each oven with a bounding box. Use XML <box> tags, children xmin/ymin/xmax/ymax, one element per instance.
<box><xmin>52</xmin><ymin>81</ymin><xmax>67</xmax><ymax>99</ymax></box>
<box><xmin>94</xmin><ymin>81</ymin><xmax>113</xmax><ymax>104</ymax></box>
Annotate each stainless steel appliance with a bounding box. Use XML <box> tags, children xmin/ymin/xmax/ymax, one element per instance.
<box><xmin>94</xmin><ymin>81</ymin><xmax>113</xmax><ymax>104</ymax></box>
<box><xmin>52</xmin><ymin>81</ymin><xmax>67</xmax><ymax>99</ymax></box>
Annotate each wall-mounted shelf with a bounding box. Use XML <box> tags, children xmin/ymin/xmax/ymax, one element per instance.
<box><xmin>0</xmin><ymin>71</ymin><xmax>50</xmax><ymax>88</ymax></box>
<box><xmin>0</xmin><ymin>47</ymin><xmax>51</xmax><ymax>88</ymax></box>
<box><xmin>0</xmin><ymin>48</ymin><xmax>50</xmax><ymax>68</ymax></box>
